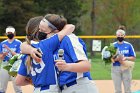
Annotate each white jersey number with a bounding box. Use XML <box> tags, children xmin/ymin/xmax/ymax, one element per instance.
<box><xmin>31</xmin><ymin>59</ymin><xmax>45</xmax><ymax>76</ymax></box>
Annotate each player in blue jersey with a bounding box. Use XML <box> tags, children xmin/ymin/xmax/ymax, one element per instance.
<box><xmin>54</xmin><ymin>35</ymin><xmax>99</xmax><ymax>93</ymax></box>
<box><xmin>20</xmin><ymin>16</ymin><xmax>98</xmax><ymax>93</ymax></box>
<box><xmin>111</xmin><ymin>25</ymin><xmax>136</xmax><ymax>93</ymax></box>
<box><xmin>0</xmin><ymin>43</ymin><xmax>2</xmax><ymax>63</ymax></box>
<box><xmin>16</xmin><ymin>14</ymin><xmax>75</xmax><ymax>93</ymax></box>
<box><xmin>0</xmin><ymin>26</ymin><xmax>22</xmax><ymax>93</ymax></box>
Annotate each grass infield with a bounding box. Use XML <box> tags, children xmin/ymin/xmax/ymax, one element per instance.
<box><xmin>90</xmin><ymin>52</ymin><xmax>140</xmax><ymax>80</ymax></box>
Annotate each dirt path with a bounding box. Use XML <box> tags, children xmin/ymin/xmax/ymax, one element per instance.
<box><xmin>6</xmin><ymin>80</ymin><xmax>140</xmax><ymax>93</ymax></box>
<box><xmin>95</xmin><ymin>80</ymin><xmax>140</xmax><ymax>93</ymax></box>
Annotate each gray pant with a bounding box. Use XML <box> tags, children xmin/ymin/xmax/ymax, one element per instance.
<box><xmin>34</xmin><ymin>85</ymin><xmax>61</xmax><ymax>93</ymax></box>
<box><xmin>62</xmin><ymin>77</ymin><xmax>99</xmax><ymax>93</ymax></box>
<box><xmin>0</xmin><ymin>62</ymin><xmax>22</xmax><ymax>93</ymax></box>
<box><xmin>111</xmin><ymin>66</ymin><xmax>132</xmax><ymax>93</ymax></box>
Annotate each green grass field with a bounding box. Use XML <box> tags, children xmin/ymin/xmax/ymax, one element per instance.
<box><xmin>90</xmin><ymin>52</ymin><xmax>140</xmax><ymax>80</ymax></box>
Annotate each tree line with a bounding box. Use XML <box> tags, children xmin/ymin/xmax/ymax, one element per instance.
<box><xmin>1</xmin><ymin>0</ymin><xmax>140</xmax><ymax>51</ymax></box>
<box><xmin>0</xmin><ymin>0</ymin><xmax>86</xmax><ymax>36</ymax></box>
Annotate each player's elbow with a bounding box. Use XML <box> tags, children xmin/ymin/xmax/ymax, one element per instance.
<box><xmin>20</xmin><ymin>42</ymin><xmax>28</xmax><ymax>54</ymax></box>
<box><xmin>15</xmin><ymin>77</ymin><xmax>22</xmax><ymax>86</ymax></box>
<box><xmin>84</xmin><ymin>61</ymin><xmax>91</xmax><ymax>71</ymax></box>
<box><xmin>133</xmin><ymin>57</ymin><xmax>136</xmax><ymax>61</ymax></box>
<box><xmin>15</xmin><ymin>79</ymin><xmax>22</xmax><ymax>86</ymax></box>
<box><xmin>80</xmin><ymin>60</ymin><xmax>91</xmax><ymax>72</ymax></box>
<box><xmin>15</xmin><ymin>74</ymin><xmax>25</xmax><ymax>86</ymax></box>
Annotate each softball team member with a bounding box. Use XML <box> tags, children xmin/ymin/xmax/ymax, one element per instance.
<box><xmin>112</xmin><ymin>25</ymin><xmax>136</xmax><ymax>93</ymax></box>
<box><xmin>16</xmin><ymin>14</ymin><xmax>75</xmax><ymax>93</ymax></box>
<box><xmin>0</xmin><ymin>26</ymin><xmax>22</xmax><ymax>93</ymax></box>
<box><xmin>54</xmin><ymin>33</ymin><xmax>99</xmax><ymax>93</ymax></box>
<box><xmin>20</xmin><ymin>15</ymin><xmax>97</xmax><ymax>93</ymax></box>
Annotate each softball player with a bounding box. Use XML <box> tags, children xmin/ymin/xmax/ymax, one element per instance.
<box><xmin>54</xmin><ymin>33</ymin><xmax>99</xmax><ymax>93</ymax></box>
<box><xmin>18</xmin><ymin>35</ymin><xmax>61</xmax><ymax>93</ymax></box>
<box><xmin>16</xmin><ymin>14</ymin><xmax>75</xmax><ymax>93</ymax></box>
<box><xmin>112</xmin><ymin>26</ymin><xmax>136</xmax><ymax>93</ymax></box>
<box><xmin>0</xmin><ymin>26</ymin><xmax>22</xmax><ymax>93</ymax></box>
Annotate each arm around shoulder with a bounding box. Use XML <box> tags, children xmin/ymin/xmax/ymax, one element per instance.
<box><xmin>58</xmin><ymin>24</ymin><xmax>75</xmax><ymax>41</ymax></box>
<box><xmin>20</xmin><ymin>42</ymin><xmax>33</xmax><ymax>54</ymax></box>
<box><xmin>15</xmin><ymin>74</ymin><xmax>31</xmax><ymax>86</ymax></box>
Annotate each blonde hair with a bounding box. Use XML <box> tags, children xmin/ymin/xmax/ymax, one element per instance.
<box><xmin>116</xmin><ymin>25</ymin><xmax>126</xmax><ymax>35</ymax></box>
<box><xmin>25</xmin><ymin>16</ymin><xmax>43</xmax><ymax>72</ymax></box>
<box><xmin>116</xmin><ymin>29</ymin><xmax>125</xmax><ymax>35</ymax></box>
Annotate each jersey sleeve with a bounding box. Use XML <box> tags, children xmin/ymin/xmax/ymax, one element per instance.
<box><xmin>129</xmin><ymin>44</ymin><xmax>136</xmax><ymax>57</ymax></box>
<box><xmin>40</xmin><ymin>34</ymin><xmax>60</xmax><ymax>52</ymax></box>
<box><xmin>18</xmin><ymin>56</ymin><xmax>28</xmax><ymax>76</ymax></box>
<box><xmin>0</xmin><ymin>43</ymin><xmax>2</xmax><ymax>53</ymax></box>
<box><xmin>15</xmin><ymin>41</ymin><xmax>22</xmax><ymax>53</ymax></box>
<box><xmin>63</xmin><ymin>36</ymin><xmax>88</xmax><ymax>62</ymax></box>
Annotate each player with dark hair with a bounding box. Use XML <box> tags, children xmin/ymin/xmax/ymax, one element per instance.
<box><xmin>16</xmin><ymin>14</ymin><xmax>75</xmax><ymax>93</ymax></box>
<box><xmin>20</xmin><ymin>14</ymin><xmax>98</xmax><ymax>93</ymax></box>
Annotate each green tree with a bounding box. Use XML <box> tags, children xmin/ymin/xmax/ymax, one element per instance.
<box><xmin>0</xmin><ymin>0</ymin><xmax>38</xmax><ymax>36</ymax></box>
<box><xmin>0</xmin><ymin>0</ymin><xmax>85</xmax><ymax>36</ymax></box>
<box><xmin>91</xmin><ymin>0</ymin><xmax>140</xmax><ymax>35</ymax></box>
<box><xmin>75</xmin><ymin>0</ymin><xmax>140</xmax><ymax>54</ymax></box>
<box><xmin>33</xmin><ymin>0</ymin><xmax>85</xmax><ymax>35</ymax></box>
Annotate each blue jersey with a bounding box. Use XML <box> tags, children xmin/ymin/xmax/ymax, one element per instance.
<box><xmin>18</xmin><ymin>34</ymin><xmax>60</xmax><ymax>87</ymax></box>
<box><xmin>0</xmin><ymin>43</ymin><xmax>1</xmax><ymax>52</ymax></box>
<box><xmin>0</xmin><ymin>39</ymin><xmax>22</xmax><ymax>62</ymax></box>
<box><xmin>113</xmin><ymin>41</ymin><xmax>136</xmax><ymax>66</ymax></box>
<box><xmin>54</xmin><ymin>34</ymin><xmax>92</xmax><ymax>86</ymax></box>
